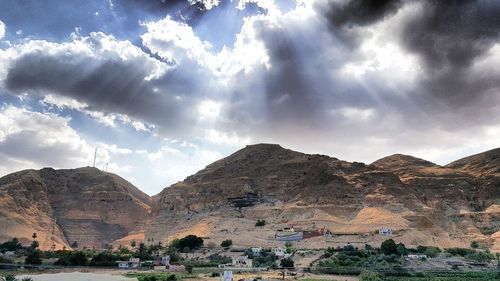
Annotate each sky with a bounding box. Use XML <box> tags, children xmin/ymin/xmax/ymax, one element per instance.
<box><xmin>0</xmin><ymin>0</ymin><xmax>499</xmax><ymax>195</ymax></box>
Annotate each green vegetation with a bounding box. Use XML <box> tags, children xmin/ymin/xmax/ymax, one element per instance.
<box><xmin>0</xmin><ymin>275</ymin><xmax>33</xmax><ymax>281</ymax></box>
<box><xmin>255</xmin><ymin>220</ymin><xmax>266</xmax><ymax>227</ymax></box>
<box><xmin>0</xmin><ymin>238</ymin><xmax>23</xmax><ymax>252</ymax></box>
<box><xmin>280</xmin><ymin>257</ymin><xmax>294</xmax><ymax>268</ymax></box>
<box><xmin>382</xmin><ymin>271</ymin><xmax>498</xmax><ymax>280</ymax></box>
<box><xmin>479</xmin><ymin>226</ymin><xmax>499</xmax><ymax>236</ymax></box>
<box><xmin>470</xmin><ymin>240</ymin><xmax>479</xmax><ymax>249</ymax></box>
<box><xmin>220</xmin><ymin>239</ymin><xmax>232</xmax><ymax>248</ymax></box>
<box><xmin>359</xmin><ymin>271</ymin><xmax>383</xmax><ymax>281</ymax></box>
<box><xmin>178</xmin><ymin>235</ymin><xmax>203</xmax><ymax>251</ymax></box>
<box><xmin>126</xmin><ymin>273</ymin><xmax>178</xmax><ymax>281</ymax></box>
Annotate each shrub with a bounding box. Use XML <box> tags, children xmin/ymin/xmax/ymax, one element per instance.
<box><xmin>445</xmin><ymin>247</ymin><xmax>475</xmax><ymax>257</ymax></box>
<box><xmin>255</xmin><ymin>220</ymin><xmax>266</xmax><ymax>227</ymax></box>
<box><xmin>167</xmin><ymin>275</ymin><xmax>176</xmax><ymax>281</ymax></box>
<box><xmin>220</xmin><ymin>239</ymin><xmax>233</xmax><ymax>248</ymax></box>
<box><xmin>1</xmin><ymin>274</ymin><xmax>17</xmax><ymax>281</ymax></box>
<box><xmin>280</xmin><ymin>257</ymin><xmax>294</xmax><ymax>268</ymax></box>
<box><xmin>470</xmin><ymin>240</ymin><xmax>479</xmax><ymax>249</ymax></box>
<box><xmin>423</xmin><ymin>247</ymin><xmax>441</xmax><ymax>258</ymax></box>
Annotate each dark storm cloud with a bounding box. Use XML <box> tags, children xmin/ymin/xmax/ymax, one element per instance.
<box><xmin>400</xmin><ymin>0</ymin><xmax>500</xmax><ymax>104</ymax></box>
<box><xmin>326</xmin><ymin>0</ymin><xmax>404</xmax><ymax>27</ymax></box>
<box><xmin>3</xmin><ymin>36</ymin><xmax>211</xmax><ymax>136</ymax></box>
<box><xmin>321</xmin><ymin>0</ymin><xmax>500</xmax><ymax>106</ymax></box>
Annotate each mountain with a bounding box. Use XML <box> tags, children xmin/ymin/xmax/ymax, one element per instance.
<box><xmin>0</xmin><ymin>167</ymin><xmax>151</xmax><ymax>250</ymax></box>
<box><xmin>0</xmin><ymin>145</ymin><xmax>498</xmax><ymax>252</ymax></box>
<box><xmin>147</xmin><ymin>144</ymin><xmax>499</xmax><ymax>252</ymax></box>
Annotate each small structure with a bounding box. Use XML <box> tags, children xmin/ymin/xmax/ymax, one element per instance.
<box><xmin>221</xmin><ymin>270</ymin><xmax>233</xmax><ymax>281</ymax></box>
<box><xmin>379</xmin><ymin>227</ymin><xmax>393</xmax><ymax>236</ymax></box>
<box><xmin>117</xmin><ymin>257</ymin><xmax>141</xmax><ymax>269</ymax></box>
<box><xmin>275</xmin><ymin>226</ymin><xmax>304</xmax><ymax>241</ymax></box>
<box><xmin>406</xmin><ymin>254</ymin><xmax>427</xmax><ymax>260</ymax></box>
<box><xmin>271</xmin><ymin>248</ymin><xmax>286</xmax><ymax>258</ymax></box>
<box><xmin>251</xmin><ymin>247</ymin><xmax>262</xmax><ymax>255</ymax></box>
<box><xmin>232</xmin><ymin>255</ymin><xmax>252</xmax><ymax>268</ymax></box>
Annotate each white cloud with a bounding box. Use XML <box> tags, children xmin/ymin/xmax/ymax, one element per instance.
<box><xmin>0</xmin><ymin>20</ymin><xmax>5</xmax><ymax>40</ymax></box>
<box><xmin>0</xmin><ymin>106</ymin><xmax>93</xmax><ymax>174</ymax></box>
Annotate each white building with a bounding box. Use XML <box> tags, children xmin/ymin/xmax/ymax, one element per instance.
<box><xmin>221</xmin><ymin>270</ymin><xmax>233</xmax><ymax>281</ymax></box>
<box><xmin>271</xmin><ymin>248</ymin><xmax>286</xmax><ymax>257</ymax></box>
<box><xmin>406</xmin><ymin>254</ymin><xmax>427</xmax><ymax>260</ymax></box>
<box><xmin>379</xmin><ymin>227</ymin><xmax>393</xmax><ymax>236</ymax></box>
<box><xmin>117</xmin><ymin>257</ymin><xmax>141</xmax><ymax>269</ymax></box>
<box><xmin>251</xmin><ymin>247</ymin><xmax>262</xmax><ymax>255</ymax></box>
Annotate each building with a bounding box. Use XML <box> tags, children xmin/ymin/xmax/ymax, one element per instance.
<box><xmin>379</xmin><ymin>227</ymin><xmax>393</xmax><ymax>236</ymax></box>
<box><xmin>251</xmin><ymin>247</ymin><xmax>262</xmax><ymax>255</ymax></box>
<box><xmin>221</xmin><ymin>270</ymin><xmax>233</xmax><ymax>281</ymax></box>
<box><xmin>117</xmin><ymin>257</ymin><xmax>141</xmax><ymax>269</ymax></box>
<box><xmin>406</xmin><ymin>254</ymin><xmax>427</xmax><ymax>260</ymax></box>
<box><xmin>271</xmin><ymin>248</ymin><xmax>286</xmax><ymax>257</ymax></box>
<box><xmin>232</xmin><ymin>255</ymin><xmax>252</xmax><ymax>268</ymax></box>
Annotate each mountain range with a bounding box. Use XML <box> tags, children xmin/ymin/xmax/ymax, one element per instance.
<box><xmin>0</xmin><ymin>144</ymin><xmax>498</xmax><ymax>252</ymax></box>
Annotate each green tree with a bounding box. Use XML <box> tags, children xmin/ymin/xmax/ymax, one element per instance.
<box><xmin>424</xmin><ymin>247</ymin><xmax>441</xmax><ymax>258</ymax></box>
<box><xmin>29</xmin><ymin>241</ymin><xmax>39</xmax><ymax>250</ymax></box>
<box><xmin>380</xmin><ymin>239</ymin><xmax>398</xmax><ymax>255</ymax></box>
<box><xmin>131</xmin><ymin>240</ymin><xmax>137</xmax><ymax>248</ymax></box>
<box><xmin>178</xmin><ymin>235</ymin><xmax>203</xmax><ymax>250</ymax></box>
<box><xmin>396</xmin><ymin>242</ymin><xmax>408</xmax><ymax>256</ymax></box>
<box><xmin>71</xmin><ymin>241</ymin><xmax>78</xmax><ymax>249</ymax></box>
<box><xmin>280</xmin><ymin>257</ymin><xmax>294</xmax><ymax>268</ymax></box>
<box><xmin>220</xmin><ymin>239</ymin><xmax>232</xmax><ymax>248</ymax></box>
<box><xmin>0</xmin><ymin>238</ymin><xmax>23</xmax><ymax>252</ymax></box>
<box><xmin>25</xmin><ymin>250</ymin><xmax>42</xmax><ymax>264</ymax></box>
<box><xmin>69</xmin><ymin>251</ymin><xmax>88</xmax><ymax>266</ymax></box>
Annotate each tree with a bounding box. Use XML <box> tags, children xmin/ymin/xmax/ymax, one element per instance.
<box><xmin>69</xmin><ymin>251</ymin><xmax>88</xmax><ymax>266</ymax></box>
<box><xmin>220</xmin><ymin>240</ymin><xmax>232</xmax><ymax>248</ymax></box>
<box><xmin>131</xmin><ymin>240</ymin><xmax>137</xmax><ymax>248</ymax></box>
<box><xmin>25</xmin><ymin>250</ymin><xmax>42</xmax><ymax>265</ymax></box>
<box><xmin>424</xmin><ymin>247</ymin><xmax>441</xmax><ymax>258</ymax></box>
<box><xmin>178</xmin><ymin>235</ymin><xmax>203</xmax><ymax>250</ymax></box>
<box><xmin>29</xmin><ymin>241</ymin><xmax>39</xmax><ymax>250</ymax></box>
<box><xmin>0</xmin><ymin>238</ymin><xmax>23</xmax><ymax>252</ymax></box>
<box><xmin>471</xmin><ymin>240</ymin><xmax>479</xmax><ymax>249</ymax></box>
<box><xmin>169</xmin><ymin>239</ymin><xmax>181</xmax><ymax>250</ymax></box>
<box><xmin>396</xmin><ymin>243</ymin><xmax>408</xmax><ymax>256</ymax></box>
<box><xmin>280</xmin><ymin>257</ymin><xmax>294</xmax><ymax>268</ymax></box>
<box><xmin>71</xmin><ymin>241</ymin><xmax>78</xmax><ymax>249</ymax></box>
<box><xmin>380</xmin><ymin>239</ymin><xmax>398</xmax><ymax>255</ymax></box>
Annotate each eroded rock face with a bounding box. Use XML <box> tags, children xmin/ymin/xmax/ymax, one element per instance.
<box><xmin>147</xmin><ymin>144</ymin><xmax>499</xmax><ymax>251</ymax></box>
<box><xmin>0</xmin><ymin>167</ymin><xmax>151</xmax><ymax>250</ymax></box>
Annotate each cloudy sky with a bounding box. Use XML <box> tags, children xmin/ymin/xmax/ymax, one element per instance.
<box><xmin>0</xmin><ymin>0</ymin><xmax>499</xmax><ymax>195</ymax></box>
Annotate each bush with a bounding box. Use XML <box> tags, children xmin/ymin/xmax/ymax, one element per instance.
<box><xmin>359</xmin><ymin>271</ymin><xmax>383</xmax><ymax>281</ymax></box>
<box><xmin>220</xmin><ymin>239</ymin><xmax>232</xmax><ymax>248</ymax></box>
<box><xmin>0</xmin><ymin>238</ymin><xmax>23</xmax><ymax>252</ymax></box>
<box><xmin>445</xmin><ymin>247</ymin><xmax>475</xmax><ymax>257</ymax></box>
<box><xmin>424</xmin><ymin>247</ymin><xmax>441</xmax><ymax>258</ymax></box>
<box><xmin>280</xmin><ymin>257</ymin><xmax>294</xmax><ymax>268</ymax></box>
<box><xmin>255</xmin><ymin>220</ymin><xmax>266</xmax><ymax>227</ymax></box>
<box><xmin>470</xmin><ymin>240</ymin><xmax>479</xmax><ymax>249</ymax></box>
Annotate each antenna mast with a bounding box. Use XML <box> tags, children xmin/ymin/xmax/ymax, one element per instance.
<box><xmin>93</xmin><ymin>148</ymin><xmax>97</xmax><ymax>167</ymax></box>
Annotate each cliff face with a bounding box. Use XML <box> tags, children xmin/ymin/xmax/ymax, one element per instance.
<box><xmin>0</xmin><ymin>167</ymin><xmax>151</xmax><ymax>250</ymax></box>
<box><xmin>147</xmin><ymin>144</ymin><xmax>499</xmax><ymax>251</ymax></box>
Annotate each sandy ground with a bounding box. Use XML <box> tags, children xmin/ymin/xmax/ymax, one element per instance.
<box><xmin>18</xmin><ymin>271</ymin><xmax>137</xmax><ymax>281</ymax></box>
<box><xmin>12</xmin><ymin>269</ymin><xmax>359</xmax><ymax>281</ymax></box>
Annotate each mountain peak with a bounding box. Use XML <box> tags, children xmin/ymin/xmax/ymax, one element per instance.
<box><xmin>447</xmin><ymin>147</ymin><xmax>500</xmax><ymax>177</ymax></box>
<box><xmin>371</xmin><ymin>154</ymin><xmax>437</xmax><ymax>171</ymax></box>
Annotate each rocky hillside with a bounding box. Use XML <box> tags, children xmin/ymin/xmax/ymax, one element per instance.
<box><xmin>147</xmin><ymin>144</ymin><xmax>499</xmax><ymax>252</ymax></box>
<box><xmin>0</xmin><ymin>167</ymin><xmax>151</xmax><ymax>250</ymax></box>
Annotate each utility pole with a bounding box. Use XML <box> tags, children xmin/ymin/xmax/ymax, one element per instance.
<box><xmin>93</xmin><ymin>148</ymin><xmax>97</xmax><ymax>167</ymax></box>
